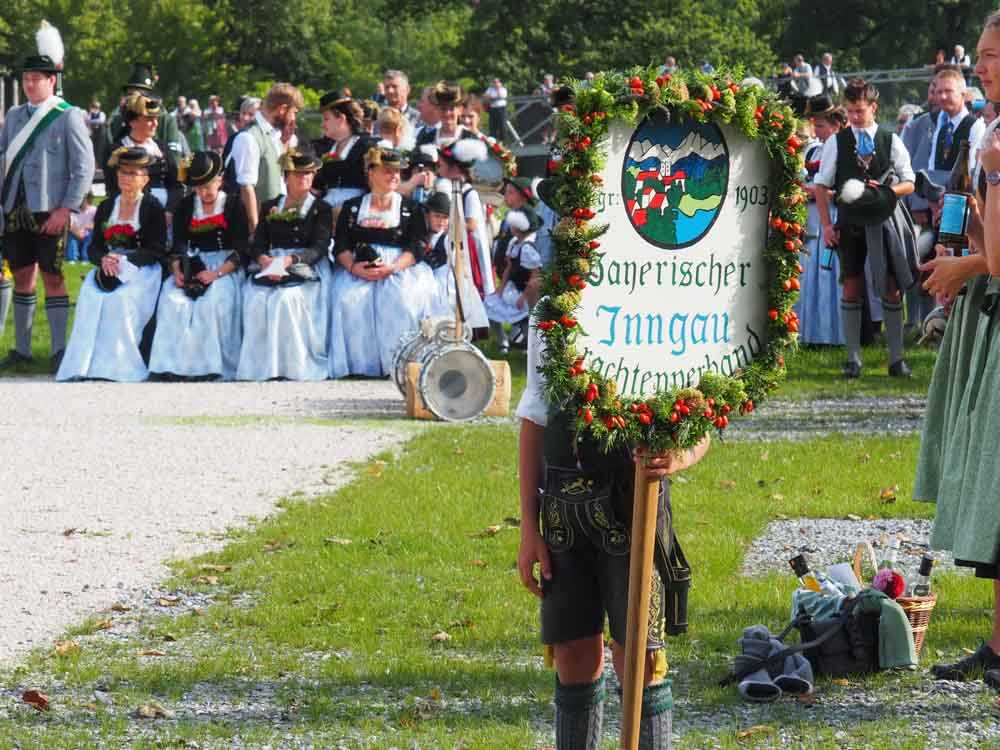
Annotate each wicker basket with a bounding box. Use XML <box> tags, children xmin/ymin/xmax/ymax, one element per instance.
<box><xmin>896</xmin><ymin>594</ymin><xmax>937</xmax><ymax>657</ymax></box>
<box><xmin>853</xmin><ymin>542</ymin><xmax>938</xmax><ymax>657</ymax></box>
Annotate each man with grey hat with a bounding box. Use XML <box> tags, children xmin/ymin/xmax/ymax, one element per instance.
<box><xmin>0</xmin><ymin>24</ymin><xmax>95</xmax><ymax>371</ymax></box>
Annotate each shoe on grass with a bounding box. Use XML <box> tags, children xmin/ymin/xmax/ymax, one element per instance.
<box><xmin>842</xmin><ymin>360</ymin><xmax>862</xmax><ymax>379</ymax></box>
<box><xmin>888</xmin><ymin>359</ymin><xmax>912</xmax><ymax>378</ymax></box>
<box><xmin>0</xmin><ymin>350</ymin><xmax>33</xmax><ymax>368</ymax></box>
<box><xmin>931</xmin><ymin>642</ymin><xmax>1000</xmax><ymax>680</ymax></box>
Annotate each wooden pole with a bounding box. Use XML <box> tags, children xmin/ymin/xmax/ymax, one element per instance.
<box><xmin>450</xmin><ymin>179</ymin><xmax>467</xmax><ymax>337</ymax></box>
<box><xmin>620</xmin><ymin>459</ymin><xmax>660</xmax><ymax>750</ymax></box>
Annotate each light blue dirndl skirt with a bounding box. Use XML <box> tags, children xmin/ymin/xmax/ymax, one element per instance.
<box><xmin>794</xmin><ymin>202</ymin><xmax>844</xmax><ymax>345</ymax></box>
<box><xmin>148</xmin><ymin>250</ymin><xmax>243</xmax><ymax>380</ymax></box>
<box><xmin>56</xmin><ymin>252</ymin><xmax>163</xmax><ymax>382</ymax></box>
<box><xmin>327</xmin><ymin>245</ymin><xmax>436</xmax><ymax>378</ymax></box>
<box><xmin>236</xmin><ymin>249</ymin><xmax>331</xmax><ymax>381</ymax></box>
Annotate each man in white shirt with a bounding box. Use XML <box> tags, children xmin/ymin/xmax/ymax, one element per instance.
<box><xmin>814</xmin><ymin>78</ymin><xmax>916</xmax><ymax>379</ymax></box>
<box><xmin>928</xmin><ymin>66</ymin><xmax>984</xmax><ymax>175</ymax></box>
<box><xmin>225</xmin><ymin>83</ymin><xmax>302</xmax><ymax>231</ymax></box>
<box><xmin>484</xmin><ymin>77</ymin><xmax>508</xmax><ymax>142</ymax></box>
<box><xmin>813</xmin><ymin>53</ymin><xmax>842</xmax><ymax>96</ymax></box>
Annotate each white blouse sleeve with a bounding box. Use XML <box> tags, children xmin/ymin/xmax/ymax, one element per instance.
<box><xmin>515</xmin><ymin>312</ymin><xmax>549</xmax><ymax>427</ymax></box>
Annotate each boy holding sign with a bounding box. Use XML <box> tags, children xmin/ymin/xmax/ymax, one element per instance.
<box><xmin>517</xmin><ymin>321</ymin><xmax>709</xmax><ymax>749</ymax></box>
<box><xmin>813</xmin><ymin>78</ymin><xmax>916</xmax><ymax>379</ymax></box>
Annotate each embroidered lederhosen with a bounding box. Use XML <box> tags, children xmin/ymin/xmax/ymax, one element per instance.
<box><xmin>537</xmin><ymin>411</ymin><xmax>691</xmax><ymax>643</ymax></box>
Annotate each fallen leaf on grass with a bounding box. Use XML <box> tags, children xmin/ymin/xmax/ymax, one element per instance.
<box><xmin>135</xmin><ymin>701</ymin><xmax>173</xmax><ymax>719</ymax></box>
<box><xmin>719</xmin><ymin>479</ymin><xmax>737</xmax><ymax>490</ymax></box>
<box><xmin>470</xmin><ymin>559</ymin><xmax>488</xmax><ymax>568</ymax></box>
<box><xmin>879</xmin><ymin>485</ymin><xmax>899</xmax><ymax>504</ymax></box>
<box><xmin>192</xmin><ymin>575</ymin><xmax>219</xmax><ymax>585</ymax></box>
<box><xmin>470</xmin><ymin>525</ymin><xmax>503</xmax><ymax>539</ymax></box>
<box><xmin>430</xmin><ymin>631</ymin><xmax>451</xmax><ymax>643</ymax></box>
<box><xmin>366</xmin><ymin>460</ymin><xmax>387</xmax><ymax>478</ymax></box>
<box><xmin>199</xmin><ymin>564</ymin><xmax>231</xmax><ymax>573</ymax></box>
<box><xmin>831</xmin><ymin>678</ymin><xmax>851</xmax><ymax>686</ymax></box>
<box><xmin>428</xmin><ymin>687</ymin><xmax>442</xmax><ymax>701</ymax></box>
<box><xmin>737</xmin><ymin>725</ymin><xmax>774</xmax><ymax>740</ymax></box>
<box><xmin>110</xmin><ymin>602</ymin><xmax>131</xmax><ymax>613</ymax></box>
<box><xmin>157</xmin><ymin>596</ymin><xmax>180</xmax><ymax>607</ymax></box>
<box><xmin>760</xmin><ymin>450</ymin><xmax>770</xmax><ymax>461</ymax></box>
<box><xmin>324</xmin><ymin>537</ymin><xmax>352</xmax><ymax>546</ymax></box>
<box><xmin>94</xmin><ymin>619</ymin><xmax>112</xmax><ymax>631</ymax></box>
<box><xmin>137</xmin><ymin>649</ymin><xmax>167</xmax><ymax>657</ymax></box>
<box><xmin>846</xmin><ymin>514</ymin><xmax>862</xmax><ymax>521</ymax></box>
<box><xmin>22</xmin><ymin>690</ymin><xmax>50</xmax><ymax>711</ymax></box>
<box><xmin>54</xmin><ymin>640</ymin><xmax>79</xmax><ymax>657</ymax></box>
<box><xmin>263</xmin><ymin>539</ymin><xmax>294</xmax><ymax>553</ymax></box>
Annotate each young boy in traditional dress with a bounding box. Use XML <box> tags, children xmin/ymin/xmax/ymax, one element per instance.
<box><xmin>814</xmin><ymin>78</ymin><xmax>916</xmax><ymax>378</ymax></box>
<box><xmin>517</xmin><ymin>322</ymin><xmax>710</xmax><ymax>749</ymax></box>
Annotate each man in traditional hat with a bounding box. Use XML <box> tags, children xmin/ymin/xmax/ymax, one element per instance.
<box><xmin>814</xmin><ymin>78</ymin><xmax>917</xmax><ymax>379</ymax></box>
<box><xmin>0</xmin><ymin>33</ymin><xmax>95</xmax><ymax>371</ymax></box>
<box><xmin>105</xmin><ymin>62</ymin><xmax>185</xmax><ymax>157</ymax></box>
<box><xmin>415</xmin><ymin>82</ymin><xmax>476</xmax><ymax>147</ymax></box>
<box><xmin>224</xmin><ymin>82</ymin><xmax>303</xmax><ymax>232</ymax></box>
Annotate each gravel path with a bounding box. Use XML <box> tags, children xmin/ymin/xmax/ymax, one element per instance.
<box><xmin>0</xmin><ymin>378</ymin><xmax>407</xmax><ymax>667</ymax></box>
<box><xmin>727</xmin><ymin>395</ymin><xmax>926</xmax><ymax>441</ymax></box>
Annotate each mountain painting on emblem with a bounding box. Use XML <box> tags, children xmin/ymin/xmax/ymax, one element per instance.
<box><xmin>622</xmin><ymin>111</ymin><xmax>729</xmax><ymax>249</ymax></box>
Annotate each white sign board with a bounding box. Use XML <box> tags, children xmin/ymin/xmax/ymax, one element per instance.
<box><xmin>579</xmin><ymin>110</ymin><xmax>773</xmax><ymax>397</ymax></box>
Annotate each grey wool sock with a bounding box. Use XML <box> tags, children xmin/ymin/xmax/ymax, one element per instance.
<box><xmin>0</xmin><ymin>279</ymin><xmax>11</xmax><ymax>340</ymax></box>
<box><xmin>882</xmin><ymin>298</ymin><xmax>905</xmax><ymax>365</ymax></box>
<box><xmin>638</xmin><ymin>680</ymin><xmax>673</xmax><ymax>750</ymax></box>
<box><xmin>45</xmin><ymin>295</ymin><xmax>70</xmax><ymax>355</ymax></box>
<box><xmin>555</xmin><ymin>675</ymin><xmax>605</xmax><ymax>750</ymax></box>
<box><xmin>840</xmin><ymin>298</ymin><xmax>863</xmax><ymax>366</ymax></box>
<box><xmin>13</xmin><ymin>291</ymin><xmax>36</xmax><ymax>358</ymax></box>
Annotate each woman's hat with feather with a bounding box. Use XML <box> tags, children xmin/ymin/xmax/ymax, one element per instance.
<box><xmin>21</xmin><ymin>20</ymin><xmax>64</xmax><ymax>74</ymax></box>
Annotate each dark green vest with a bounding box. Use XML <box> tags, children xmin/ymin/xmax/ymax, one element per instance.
<box><xmin>833</xmin><ymin>127</ymin><xmax>893</xmax><ymax>191</ymax></box>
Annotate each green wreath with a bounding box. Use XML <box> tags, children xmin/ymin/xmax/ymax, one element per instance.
<box><xmin>535</xmin><ymin>66</ymin><xmax>806</xmax><ymax>454</ymax></box>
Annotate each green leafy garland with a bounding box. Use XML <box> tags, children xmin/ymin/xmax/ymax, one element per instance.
<box><xmin>536</xmin><ymin>66</ymin><xmax>806</xmax><ymax>454</ymax></box>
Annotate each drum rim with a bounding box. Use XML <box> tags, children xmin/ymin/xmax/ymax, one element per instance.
<box><xmin>418</xmin><ymin>343</ymin><xmax>496</xmax><ymax>422</ymax></box>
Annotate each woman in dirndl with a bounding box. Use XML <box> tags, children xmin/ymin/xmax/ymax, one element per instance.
<box><xmin>106</xmin><ymin>93</ymin><xmax>182</xmax><ymax>215</ymax></box>
<box><xmin>57</xmin><ymin>147</ymin><xmax>167</xmax><ymax>382</ymax></box>
<box><xmin>327</xmin><ymin>145</ymin><xmax>437</xmax><ymax>378</ymax></box>
<box><xmin>437</xmin><ymin>137</ymin><xmax>495</xmax><ymax>299</ymax></box>
<box><xmin>314</xmin><ymin>94</ymin><xmax>377</xmax><ymax>219</ymax></box>
<box><xmin>916</xmin><ymin>11</ymin><xmax>1000</xmax><ymax>684</ymax></box>
<box><xmin>794</xmin><ymin>96</ymin><xmax>845</xmax><ymax>345</ymax></box>
<box><xmin>236</xmin><ymin>150</ymin><xmax>333</xmax><ymax>381</ymax></box>
<box><xmin>148</xmin><ymin>151</ymin><xmax>249</xmax><ymax>380</ymax></box>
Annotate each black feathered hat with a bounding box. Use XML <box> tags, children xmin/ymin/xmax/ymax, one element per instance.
<box><xmin>185</xmin><ymin>151</ymin><xmax>223</xmax><ymax>186</ymax></box>
<box><xmin>123</xmin><ymin>62</ymin><xmax>157</xmax><ymax>93</ymax></box>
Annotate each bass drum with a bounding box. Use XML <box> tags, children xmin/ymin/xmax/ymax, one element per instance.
<box><xmin>419</xmin><ymin>343</ymin><xmax>496</xmax><ymax>422</ymax></box>
<box><xmin>392</xmin><ymin>329</ymin><xmax>430</xmax><ymax>396</ymax></box>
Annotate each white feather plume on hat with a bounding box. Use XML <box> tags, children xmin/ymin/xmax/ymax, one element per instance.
<box><xmin>418</xmin><ymin>144</ymin><xmax>439</xmax><ymax>162</ymax></box>
<box><xmin>506</xmin><ymin>210</ymin><xmax>531</xmax><ymax>233</ymax></box>
<box><xmin>839</xmin><ymin>178</ymin><xmax>866</xmax><ymax>204</ymax></box>
<box><xmin>450</xmin><ymin>138</ymin><xmax>488</xmax><ymax>165</ymax></box>
<box><xmin>36</xmin><ymin>21</ymin><xmax>64</xmax><ymax>67</ymax></box>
